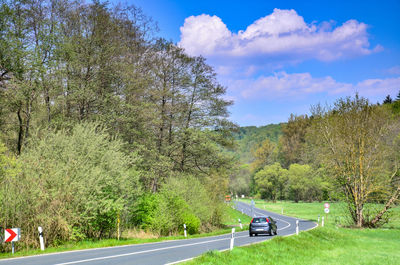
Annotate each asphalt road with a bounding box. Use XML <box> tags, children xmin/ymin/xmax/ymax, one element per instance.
<box><xmin>0</xmin><ymin>201</ymin><xmax>317</xmax><ymax>265</ymax></box>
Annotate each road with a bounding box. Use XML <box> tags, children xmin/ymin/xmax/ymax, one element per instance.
<box><xmin>0</xmin><ymin>201</ymin><xmax>317</xmax><ymax>265</ymax></box>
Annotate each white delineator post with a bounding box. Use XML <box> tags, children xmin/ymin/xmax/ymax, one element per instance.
<box><xmin>322</xmin><ymin>216</ymin><xmax>325</xmax><ymax>227</ymax></box>
<box><xmin>296</xmin><ymin>220</ymin><xmax>299</xmax><ymax>235</ymax></box>
<box><xmin>183</xmin><ymin>224</ymin><xmax>187</xmax><ymax>237</ymax></box>
<box><xmin>238</xmin><ymin>219</ymin><xmax>243</xmax><ymax>229</ymax></box>
<box><xmin>38</xmin><ymin>226</ymin><xmax>45</xmax><ymax>251</ymax></box>
<box><xmin>230</xmin><ymin>228</ymin><xmax>235</xmax><ymax>251</ymax></box>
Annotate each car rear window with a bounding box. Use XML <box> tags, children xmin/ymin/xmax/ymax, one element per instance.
<box><xmin>252</xmin><ymin>218</ymin><xmax>269</xmax><ymax>223</ymax></box>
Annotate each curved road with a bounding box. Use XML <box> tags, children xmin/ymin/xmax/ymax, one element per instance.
<box><xmin>0</xmin><ymin>201</ymin><xmax>317</xmax><ymax>265</ymax></box>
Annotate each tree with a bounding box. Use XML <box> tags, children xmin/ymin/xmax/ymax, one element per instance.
<box><xmin>254</xmin><ymin>163</ymin><xmax>288</xmax><ymax>201</ymax></box>
<box><xmin>250</xmin><ymin>138</ymin><xmax>276</xmax><ymax>172</ymax></box>
<box><xmin>396</xmin><ymin>90</ymin><xmax>400</xmax><ymax>101</ymax></box>
<box><xmin>279</xmin><ymin>114</ymin><xmax>312</xmax><ymax>168</ymax></box>
<box><xmin>286</xmin><ymin>164</ymin><xmax>328</xmax><ymax>202</ymax></box>
<box><xmin>309</xmin><ymin>95</ymin><xmax>400</xmax><ymax>227</ymax></box>
<box><xmin>383</xmin><ymin>95</ymin><xmax>393</xmax><ymax>104</ymax></box>
<box><xmin>229</xmin><ymin>164</ymin><xmax>251</xmax><ymax>196</ymax></box>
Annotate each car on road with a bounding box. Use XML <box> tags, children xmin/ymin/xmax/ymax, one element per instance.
<box><xmin>249</xmin><ymin>216</ymin><xmax>277</xmax><ymax>237</ymax></box>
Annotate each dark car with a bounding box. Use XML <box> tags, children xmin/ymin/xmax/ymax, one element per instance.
<box><xmin>249</xmin><ymin>216</ymin><xmax>277</xmax><ymax>237</ymax></box>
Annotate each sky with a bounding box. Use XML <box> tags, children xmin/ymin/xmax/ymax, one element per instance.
<box><xmin>131</xmin><ymin>0</ymin><xmax>400</xmax><ymax>126</ymax></box>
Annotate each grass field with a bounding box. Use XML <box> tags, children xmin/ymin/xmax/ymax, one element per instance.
<box><xmin>185</xmin><ymin>199</ymin><xmax>400</xmax><ymax>265</ymax></box>
<box><xmin>0</xmin><ymin>204</ymin><xmax>250</xmax><ymax>259</ymax></box>
<box><xmin>239</xmin><ymin>199</ymin><xmax>400</xmax><ymax>228</ymax></box>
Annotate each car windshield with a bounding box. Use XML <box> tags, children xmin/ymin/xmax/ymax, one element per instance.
<box><xmin>252</xmin><ymin>218</ymin><xmax>269</xmax><ymax>223</ymax></box>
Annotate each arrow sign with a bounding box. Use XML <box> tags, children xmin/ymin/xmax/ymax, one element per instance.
<box><xmin>5</xmin><ymin>228</ymin><xmax>20</xmax><ymax>242</ymax></box>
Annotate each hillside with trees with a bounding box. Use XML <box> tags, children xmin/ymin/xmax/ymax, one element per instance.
<box><xmin>230</xmin><ymin>94</ymin><xmax>400</xmax><ymax>228</ymax></box>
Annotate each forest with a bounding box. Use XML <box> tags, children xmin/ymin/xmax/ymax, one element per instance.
<box><xmin>1</xmin><ymin>0</ymin><xmax>399</xmax><ymax>252</ymax></box>
<box><xmin>0</xmin><ymin>0</ymin><xmax>235</xmax><ymax>249</ymax></box>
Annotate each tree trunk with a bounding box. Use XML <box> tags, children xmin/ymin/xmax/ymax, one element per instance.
<box><xmin>17</xmin><ymin>108</ymin><xmax>24</xmax><ymax>155</ymax></box>
<box><xmin>371</xmin><ymin>185</ymin><xmax>400</xmax><ymax>226</ymax></box>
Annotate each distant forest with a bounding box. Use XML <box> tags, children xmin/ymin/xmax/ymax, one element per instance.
<box><xmin>233</xmin><ymin>124</ymin><xmax>282</xmax><ymax>164</ymax></box>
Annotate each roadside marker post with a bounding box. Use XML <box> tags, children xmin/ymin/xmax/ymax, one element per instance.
<box><xmin>238</xmin><ymin>219</ymin><xmax>242</xmax><ymax>229</ymax></box>
<box><xmin>38</xmin><ymin>226</ymin><xmax>45</xmax><ymax>251</ymax></box>
<box><xmin>230</xmin><ymin>228</ymin><xmax>235</xmax><ymax>251</ymax></box>
<box><xmin>322</xmin><ymin>216</ymin><xmax>324</xmax><ymax>227</ymax></box>
<box><xmin>183</xmin><ymin>224</ymin><xmax>187</xmax><ymax>238</ymax></box>
<box><xmin>296</xmin><ymin>220</ymin><xmax>299</xmax><ymax>235</ymax></box>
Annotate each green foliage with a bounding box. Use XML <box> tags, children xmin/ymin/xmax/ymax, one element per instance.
<box><xmin>233</xmin><ymin>124</ymin><xmax>282</xmax><ymax>164</ymax></box>
<box><xmin>254</xmin><ymin>163</ymin><xmax>288</xmax><ymax>201</ymax></box>
<box><xmin>132</xmin><ymin>193</ymin><xmax>159</xmax><ymax>229</ymax></box>
<box><xmin>309</xmin><ymin>95</ymin><xmax>400</xmax><ymax>227</ymax></box>
<box><xmin>0</xmin><ymin>123</ymin><xmax>141</xmax><ymax>249</ymax></box>
<box><xmin>133</xmin><ymin>175</ymin><xmax>223</xmax><ymax>236</ymax></box>
<box><xmin>229</xmin><ymin>164</ymin><xmax>251</xmax><ymax>196</ymax></box>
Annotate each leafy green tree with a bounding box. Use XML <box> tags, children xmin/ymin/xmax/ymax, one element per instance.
<box><xmin>309</xmin><ymin>95</ymin><xmax>400</xmax><ymax>227</ymax></box>
<box><xmin>254</xmin><ymin>163</ymin><xmax>288</xmax><ymax>201</ymax></box>
<box><xmin>285</xmin><ymin>164</ymin><xmax>329</xmax><ymax>202</ymax></box>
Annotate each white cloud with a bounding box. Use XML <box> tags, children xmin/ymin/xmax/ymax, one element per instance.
<box><xmin>179</xmin><ymin>9</ymin><xmax>380</xmax><ymax>62</ymax></box>
<box><xmin>386</xmin><ymin>65</ymin><xmax>400</xmax><ymax>75</ymax></box>
<box><xmin>231</xmin><ymin>72</ymin><xmax>400</xmax><ymax>100</ymax></box>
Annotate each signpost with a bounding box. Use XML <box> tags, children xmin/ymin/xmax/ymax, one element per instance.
<box><xmin>4</xmin><ymin>228</ymin><xmax>21</xmax><ymax>254</ymax></box>
<box><xmin>323</xmin><ymin>203</ymin><xmax>330</xmax><ymax>223</ymax></box>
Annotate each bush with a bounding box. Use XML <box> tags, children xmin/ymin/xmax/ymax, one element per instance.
<box><xmin>133</xmin><ymin>174</ymin><xmax>224</xmax><ymax>236</ymax></box>
<box><xmin>0</xmin><ymin>123</ymin><xmax>141</xmax><ymax>249</ymax></box>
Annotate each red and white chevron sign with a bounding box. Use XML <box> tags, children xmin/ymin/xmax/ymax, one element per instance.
<box><xmin>4</xmin><ymin>228</ymin><xmax>20</xmax><ymax>242</ymax></box>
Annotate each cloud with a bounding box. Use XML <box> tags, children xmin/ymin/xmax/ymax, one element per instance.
<box><xmin>230</xmin><ymin>71</ymin><xmax>400</xmax><ymax>101</ymax></box>
<box><xmin>386</xmin><ymin>66</ymin><xmax>400</xmax><ymax>75</ymax></box>
<box><xmin>179</xmin><ymin>9</ymin><xmax>381</xmax><ymax>63</ymax></box>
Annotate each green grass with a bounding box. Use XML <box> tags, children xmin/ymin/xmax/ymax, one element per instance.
<box><xmin>186</xmin><ymin>226</ymin><xmax>400</xmax><ymax>265</ymax></box>
<box><xmin>0</xmin><ymin>203</ymin><xmax>251</xmax><ymax>259</ymax></box>
<box><xmin>185</xmin><ymin>200</ymin><xmax>400</xmax><ymax>265</ymax></box>
<box><xmin>223</xmin><ymin>203</ymin><xmax>252</xmax><ymax>226</ymax></box>
<box><xmin>239</xmin><ymin>199</ymin><xmax>400</xmax><ymax>228</ymax></box>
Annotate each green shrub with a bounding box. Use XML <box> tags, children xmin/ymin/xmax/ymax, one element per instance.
<box><xmin>181</xmin><ymin>212</ymin><xmax>201</xmax><ymax>234</ymax></box>
<box><xmin>0</xmin><ymin>123</ymin><xmax>141</xmax><ymax>248</ymax></box>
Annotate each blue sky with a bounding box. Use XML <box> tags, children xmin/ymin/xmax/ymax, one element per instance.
<box><xmin>132</xmin><ymin>0</ymin><xmax>400</xmax><ymax>126</ymax></box>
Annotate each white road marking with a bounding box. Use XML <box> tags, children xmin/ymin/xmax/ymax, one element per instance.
<box><xmin>53</xmin><ymin>234</ymin><xmax>251</xmax><ymax>265</ymax></box>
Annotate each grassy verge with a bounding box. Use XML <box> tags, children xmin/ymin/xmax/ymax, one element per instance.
<box><xmin>185</xmin><ymin>200</ymin><xmax>400</xmax><ymax>265</ymax></box>
<box><xmin>186</xmin><ymin>226</ymin><xmax>400</xmax><ymax>265</ymax></box>
<box><xmin>0</xmin><ymin>203</ymin><xmax>250</xmax><ymax>259</ymax></box>
<box><xmin>222</xmin><ymin>203</ymin><xmax>252</xmax><ymax>226</ymax></box>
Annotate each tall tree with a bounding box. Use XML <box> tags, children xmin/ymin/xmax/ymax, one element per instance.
<box><xmin>279</xmin><ymin>114</ymin><xmax>311</xmax><ymax>167</ymax></box>
<box><xmin>383</xmin><ymin>94</ymin><xmax>393</xmax><ymax>104</ymax></box>
<box><xmin>309</xmin><ymin>95</ymin><xmax>400</xmax><ymax>227</ymax></box>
